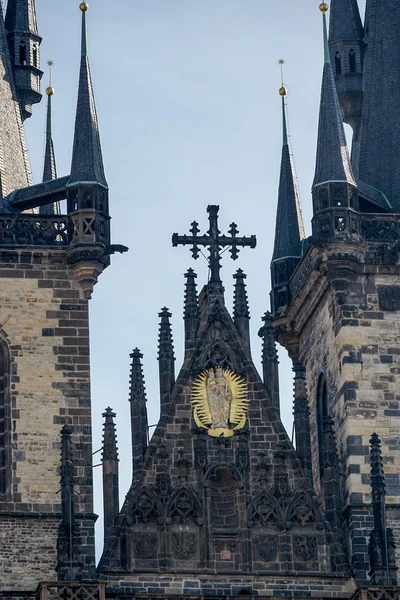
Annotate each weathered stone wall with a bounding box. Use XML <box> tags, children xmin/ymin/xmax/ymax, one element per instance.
<box><xmin>296</xmin><ymin>256</ymin><xmax>400</xmax><ymax>580</ymax></box>
<box><xmin>0</xmin><ymin>248</ymin><xmax>95</xmax><ymax>589</ymax></box>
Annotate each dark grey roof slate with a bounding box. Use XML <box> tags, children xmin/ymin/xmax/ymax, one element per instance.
<box><xmin>5</xmin><ymin>0</ymin><xmax>39</xmax><ymax>36</ymax></box>
<box><xmin>68</xmin><ymin>11</ymin><xmax>107</xmax><ymax>188</ymax></box>
<box><xmin>272</xmin><ymin>143</ymin><xmax>305</xmax><ymax>261</ymax></box>
<box><xmin>329</xmin><ymin>0</ymin><xmax>363</xmax><ymax>42</ymax></box>
<box><xmin>8</xmin><ymin>176</ymin><xmax>68</xmax><ymax>211</ymax></box>
<box><xmin>358</xmin><ymin>0</ymin><xmax>400</xmax><ymax>211</ymax></box>
<box><xmin>42</xmin><ymin>94</ymin><xmax>57</xmax><ymax>183</ymax></box>
<box><xmin>313</xmin><ymin>62</ymin><xmax>356</xmax><ymax>188</ymax></box>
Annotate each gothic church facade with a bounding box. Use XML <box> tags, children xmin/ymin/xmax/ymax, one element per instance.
<box><xmin>0</xmin><ymin>1</ymin><xmax>399</xmax><ymax>600</ymax></box>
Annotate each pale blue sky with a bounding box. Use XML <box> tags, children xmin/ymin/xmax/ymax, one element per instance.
<box><xmin>24</xmin><ymin>0</ymin><xmax>365</xmax><ymax>556</ymax></box>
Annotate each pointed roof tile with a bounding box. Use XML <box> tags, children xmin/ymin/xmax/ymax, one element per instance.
<box><xmin>313</xmin><ymin>10</ymin><xmax>356</xmax><ymax>188</ymax></box>
<box><xmin>328</xmin><ymin>0</ymin><xmax>363</xmax><ymax>43</ymax></box>
<box><xmin>272</xmin><ymin>96</ymin><xmax>305</xmax><ymax>261</ymax></box>
<box><xmin>5</xmin><ymin>0</ymin><xmax>39</xmax><ymax>36</ymax></box>
<box><xmin>68</xmin><ymin>4</ymin><xmax>107</xmax><ymax>188</ymax></box>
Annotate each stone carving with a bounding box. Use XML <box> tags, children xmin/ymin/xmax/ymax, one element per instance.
<box><xmin>133</xmin><ymin>532</ymin><xmax>158</xmax><ymax>559</ymax></box>
<box><xmin>247</xmin><ymin>491</ymin><xmax>282</xmax><ymax>528</ymax></box>
<box><xmin>172</xmin><ymin>532</ymin><xmax>197</xmax><ymax>559</ymax></box>
<box><xmin>194</xmin><ymin>436</ymin><xmax>208</xmax><ymax>470</ymax></box>
<box><xmin>288</xmin><ymin>493</ymin><xmax>319</xmax><ymax>529</ymax></box>
<box><xmin>191</xmin><ymin>367</ymin><xmax>249</xmax><ymax>438</ymax></box>
<box><xmin>0</xmin><ymin>215</ymin><xmax>68</xmax><ymax>247</ymax></box>
<box><xmin>254</xmin><ymin>534</ymin><xmax>278</xmax><ymax>562</ymax></box>
<box><xmin>213</xmin><ymin>539</ymin><xmax>238</xmax><ymax>552</ymax></box>
<box><xmin>378</xmin><ymin>286</ymin><xmax>400</xmax><ymax>311</ymax></box>
<box><xmin>131</xmin><ymin>489</ymin><xmax>159</xmax><ymax>523</ymax></box>
<box><xmin>272</xmin><ymin>472</ymin><xmax>293</xmax><ymax>508</ymax></box>
<box><xmin>167</xmin><ymin>488</ymin><xmax>203</xmax><ymax>525</ymax></box>
<box><xmin>293</xmin><ymin>534</ymin><xmax>317</xmax><ymax>561</ymax></box>
<box><xmin>236</xmin><ymin>434</ymin><xmax>250</xmax><ymax>471</ymax></box>
<box><xmin>155</xmin><ymin>473</ymin><xmax>172</xmax><ymax>500</ymax></box>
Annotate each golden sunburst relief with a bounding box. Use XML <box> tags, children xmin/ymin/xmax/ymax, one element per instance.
<box><xmin>191</xmin><ymin>367</ymin><xmax>249</xmax><ymax>437</ymax></box>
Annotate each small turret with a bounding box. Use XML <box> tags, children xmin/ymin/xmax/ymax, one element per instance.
<box><xmin>233</xmin><ymin>269</ymin><xmax>250</xmax><ymax>353</ymax></box>
<box><xmin>102</xmin><ymin>407</ymin><xmax>119</xmax><ymax>550</ymax></box>
<box><xmin>328</xmin><ymin>0</ymin><xmax>364</xmax><ymax>173</ymax></box>
<box><xmin>312</xmin><ymin>4</ymin><xmax>360</xmax><ymax>243</ymax></box>
<box><xmin>258</xmin><ymin>311</ymin><xmax>280</xmax><ymax>415</ymax></box>
<box><xmin>271</xmin><ymin>72</ymin><xmax>305</xmax><ymax>318</ymax></box>
<box><xmin>184</xmin><ymin>268</ymin><xmax>199</xmax><ymax>351</ymax></box>
<box><xmin>292</xmin><ymin>360</ymin><xmax>313</xmax><ymax>488</ymax></box>
<box><xmin>368</xmin><ymin>433</ymin><xmax>398</xmax><ymax>585</ymax></box>
<box><xmin>5</xmin><ymin>0</ymin><xmax>43</xmax><ymax>121</ymax></box>
<box><xmin>66</xmin><ymin>3</ymin><xmax>110</xmax><ymax>299</ymax></box>
<box><xmin>40</xmin><ymin>61</ymin><xmax>60</xmax><ymax>215</ymax></box>
<box><xmin>129</xmin><ymin>349</ymin><xmax>149</xmax><ymax>480</ymax></box>
<box><xmin>158</xmin><ymin>308</ymin><xmax>175</xmax><ymax>418</ymax></box>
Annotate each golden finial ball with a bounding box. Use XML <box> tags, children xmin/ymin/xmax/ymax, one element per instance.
<box><xmin>79</xmin><ymin>2</ymin><xmax>89</xmax><ymax>11</ymax></box>
<box><xmin>279</xmin><ymin>86</ymin><xmax>287</xmax><ymax>97</ymax></box>
<box><xmin>319</xmin><ymin>3</ymin><xmax>329</xmax><ymax>12</ymax></box>
<box><xmin>46</xmin><ymin>86</ymin><xmax>54</xmax><ymax>96</ymax></box>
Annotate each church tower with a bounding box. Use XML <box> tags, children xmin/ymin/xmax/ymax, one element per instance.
<box><xmin>272</xmin><ymin>1</ymin><xmax>400</xmax><ymax>584</ymax></box>
<box><xmin>0</xmin><ymin>1</ymin><xmax>124</xmax><ymax>590</ymax></box>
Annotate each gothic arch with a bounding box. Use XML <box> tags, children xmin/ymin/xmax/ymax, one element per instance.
<box><xmin>166</xmin><ymin>487</ymin><xmax>203</xmax><ymax>525</ymax></box>
<box><xmin>247</xmin><ymin>490</ymin><xmax>284</xmax><ymax>528</ymax></box>
<box><xmin>129</xmin><ymin>487</ymin><xmax>163</xmax><ymax>524</ymax></box>
<box><xmin>286</xmin><ymin>492</ymin><xmax>323</xmax><ymax>530</ymax></box>
<box><xmin>0</xmin><ymin>335</ymin><xmax>11</xmax><ymax>500</ymax></box>
<box><xmin>204</xmin><ymin>463</ymin><xmax>243</xmax><ymax>488</ymax></box>
<box><xmin>200</xmin><ymin>339</ymin><xmax>236</xmax><ymax>371</ymax></box>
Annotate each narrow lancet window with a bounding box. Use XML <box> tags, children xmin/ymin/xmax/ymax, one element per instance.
<box><xmin>335</xmin><ymin>52</ymin><xmax>342</xmax><ymax>75</ymax></box>
<box><xmin>349</xmin><ymin>49</ymin><xmax>356</xmax><ymax>73</ymax></box>
<box><xmin>19</xmin><ymin>42</ymin><xmax>27</xmax><ymax>65</ymax></box>
<box><xmin>316</xmin><ymin>373</ymin><xmax>328</xmax><ymax>479</ymax></box>
<box><xmin>32</xmin><ymin>45</ymin><xmax>38</xmax><ymax>68</ymax></box>
<box><xmin>0</xmin><ymin>340</ymin><xmax>11</xmax><ymax>499</ymax></box>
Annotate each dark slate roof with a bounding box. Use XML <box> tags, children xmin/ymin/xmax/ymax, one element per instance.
<box><xmin>272</xmin><ymin>143</ymin><xmax>305</xmax><ymax>261</ymax></box>
<box><xmin>272</xmin><ymin>98</ymin><xmax>305</xmax><ymax>262</ymax></box>
<box><xmin>5</xmin><ymin>0</ymin><xmax>39</xmax><ymax>36</ymax></box>
<box><xmin>68</xmin><ymin>10</ymin><xmax>107</xmax><ymax>188</ymax></box>
<box><xmin>313</xmin><ymin>61</ymin><xmax>356</xmax><ymax>188</ymax></box>
<box><xmin>42</xmin><ymin>94</ymin><xmax>57</xmax><ymax>183</ymax></box>
<box><xmin>329</xmin><ymin>0</ymin><xmax>363</xmax><ymax>42</ymax></box>
<box><xmin>358</xmin><ymin>0</ymin><xmax>400</xmax><ymax>211</ymax></box>
<box><xmin>8</xmin><ymin>176</ymin><xmax>69</xmax><ymax>211</ymax></box>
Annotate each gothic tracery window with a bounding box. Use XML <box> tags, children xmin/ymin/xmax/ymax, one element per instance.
<box><xmin>0</xmin><ymin>340</ymin><xmax>11</xmax><ymax>499</ymax></box>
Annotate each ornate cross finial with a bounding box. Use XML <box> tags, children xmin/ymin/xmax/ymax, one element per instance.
<box><xmin>172</xmin><ymin>205</ymin><xmax>256</xmax><ymax>288</ymax></box>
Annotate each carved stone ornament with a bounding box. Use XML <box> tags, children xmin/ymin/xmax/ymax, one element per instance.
<box><xmin>194</xmin><ymin>436</ymin><xmax>208</xmax><ymax>469</ymax></box>
<box><xmin>293</xmin><ymin>534</ymin><xmax>317</xmax><ymax>561</ymax></box>
<box><xmin>133</xmin><ymin>532</ymin><xmax>158</xmax><ymax>559</ymax></box>
<box><xmin>378</xmin><ymin>286</ymin><xmax>400</xmax><ymax>311</ymax></box>
<box><xmin>213</xmin><ymin>539</ymin><xmax>238</xmax><ymax>552</ymax></box>
<box><xmin>191</xmin><ymin>367</ymin><xmax>249</xmax><ymax>437</ymax></box>
<box><xmin>172</xmin><ymin>532</ymin><xmax>197</xmax><ymax>559</ymax></box>
<box><xmin>254</xmin><ymin>534</ymin><xmax>278</xmax><ymax>562</ymax></box>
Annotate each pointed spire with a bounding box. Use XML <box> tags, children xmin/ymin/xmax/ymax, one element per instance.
<box><xmin>129</xmin><ymin>349</ymin><xmax>148</xmax><ymax>479</ymax></box>
<box><xmin>272</xmin><ymin>87</ymin><xmax>305</xmax><ymax>261</ymax></box>
<box><xmin>259</xmin><ymin>312</ymin><xmax>280</xmax><ymax>415</ymax></box>
<box><xmin>329</xmin><ymin>0</ymin><xmax>363</xmax><ymax>43</ymax></box>
<box><xmin>158</xmin><ymin>308</ymin><xmax>175</xmax><ymax>417</ymax></box>
<box><xmin>233</xmin><ymin>269</ymin><xmax>250</xmax><ymax>352</ymax></box>
<box><xmin>271</xmin><ymin>68</ymin><xmax>305</xmax><ymax>317</ymax></box>
<box><xmin>102</xmin><ymin>407</ymin><xmax>119</xmax><ymax>550</ymax></box>
<box><xmin>357</xmin><ymin>0</ymin><xmax>400</xmax><ymax>210</ymax></box>
<box><xmin>5</xmin><ymin>0</ymin><xmax>39</xmax><ymax>35</ymax></box>
<box><xmin>40</xmin><ymin>61</ymin><xmax>60</xmax><ymax>215</ymax></box>
<box><xmin>184</xmin><ymin>268</ymin><xmax>199</xmax><ymax>350</ymax></box>
<box><xmin>68</xmin><ymin>3</ymin><xmax>107</xmax><ymax>187</ymax></box>
<box><xmin>313</xmin><ymin>5</ymin><xmax>356</xmax><ymax>188</ymax></box>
